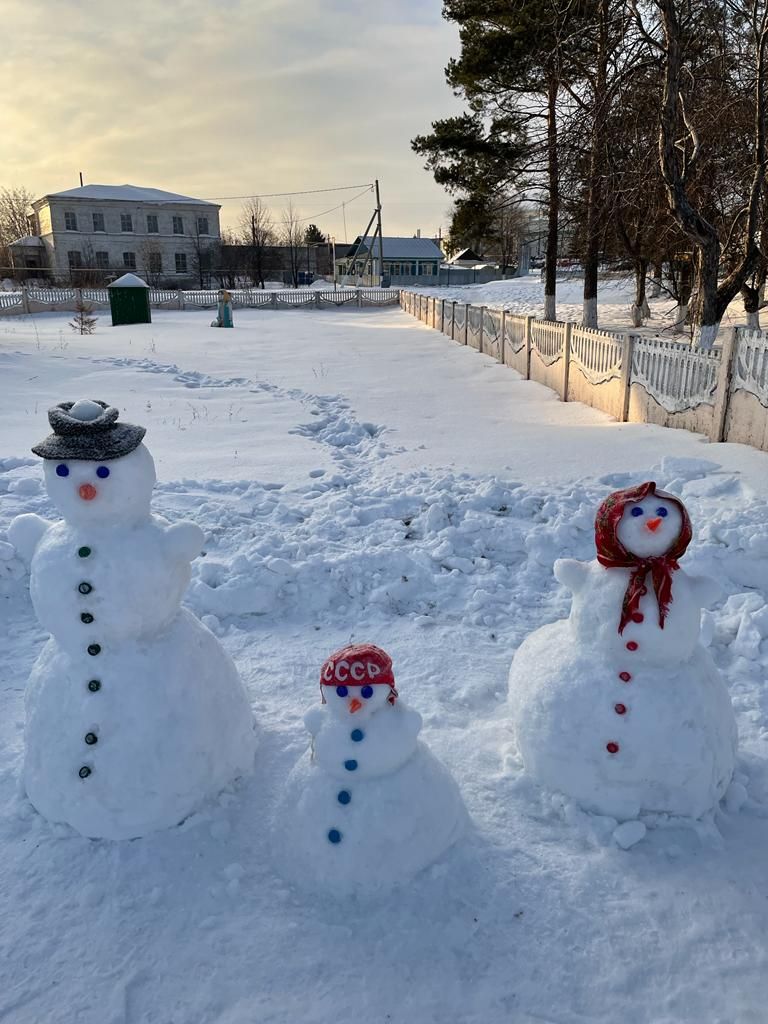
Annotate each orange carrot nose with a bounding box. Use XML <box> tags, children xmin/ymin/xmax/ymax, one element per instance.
<box><xmin>79</xmin><ymin>483</ymin><xmax>98</xmax><ymax>501</ymax></box>
<box><xmin>348</xmin><ymin>698</ymin><xmax>363</xmax><ymax>714</ymax></box>
<box><xmin>646</xmin><ymin>517</ymin><xmax>662</xmax><ymax>532</ymax></box>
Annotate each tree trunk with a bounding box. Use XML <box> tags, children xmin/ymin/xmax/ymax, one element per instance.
<box><xmin>544</xmin><ymin>74</ymin><xmax>559</xmax><ymax>322</ymax></box>
<box><xmin>649</xmin><ymin>261</ymin><xmax>663</xmax><ymax>298</ymax></box>
<box><xmin>630</xmin><ymin>257</ymin><xmax>649</xmax><ymax>327</ymax></box>
<box><xmin>742</xmin><ymin>282</ymin><xmax>760</xmax><ymax>329</ymax></box>
<box><xmin>582</xmin><ymin>0</ymin><xmax>608</xmax><ymax>330</ymax></box>
<box><xmin>673</xmin><ymin>260</ymin><xmax>692</xmax><ymax>335</ymax></box>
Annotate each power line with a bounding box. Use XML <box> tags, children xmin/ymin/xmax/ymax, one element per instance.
<box><xmin>295</xmin><ymin>186</ymin><xmax>373</xmax><ymax>226</ymax></box>
<box><xmin>205</xmin><ymin>183</ymin><xmax>373</xmax><ymax>201</ymax></box>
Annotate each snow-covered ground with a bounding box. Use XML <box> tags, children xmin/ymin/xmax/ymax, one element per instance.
<box><xmin>2</xmin><ymin>305</ymin><xmax>768</xmax><ymax>1023</ymax></box>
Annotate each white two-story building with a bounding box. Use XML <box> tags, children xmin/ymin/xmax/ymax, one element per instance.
<box><xmin>12</xmin><ymin>183</ymin><xmax>221</xmax><ymax>285</ymax></box>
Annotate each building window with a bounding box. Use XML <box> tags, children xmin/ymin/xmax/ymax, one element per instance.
<box><xmin>147</xmin><ymin>214</ymin><xmax>159</xmax><ymax>233</ymax></box>
<box><xmin>121</xmin><ymin>214</ymin><xmax>133</xmax><ymax>232</ymax></box>
<box><xmin>123</xmin><ymin>252</ymin><xmax>136</xmax><ymax>269</ymax></box>
<box><xmin>65</xmin><ymin>211</ymin><xmax>78</xmax><ymax>231</ymax></box>
<box><xmin>148</xmin><ymin>252</ymin><xmax>162</xmax><ymax>273</ymax></box>
<box><xmin>92</xmin><ymin>212</ymin><xmax>105</xmax><ymax>232</ymax></box>
<box><xmin>173</xmin><ymin>216</ymin><xmax>184</xmax><ymax>234</ymax></box>
<box><xmin>197</xmin><ymin>217</ymin><xmax>209</xmax><ymax>236</ymax></box>
<box><xmin>95</xmin><ymin>251</ymin><xmax>109</xmax><ymax>269</ymax></box>
<box><xmin>67</xmin><ymin>250</ymin><xmax>82</xmax><ymax>268</ymax></box>
<box><xmin>422</xmin><ymin>263</ymin><xmax>433</xmax><ymax>275</ymax></box>
<box><xmin>175</xmin><ymin>252</ymin><xmax>188</xmax><ymax>273</ymax></box>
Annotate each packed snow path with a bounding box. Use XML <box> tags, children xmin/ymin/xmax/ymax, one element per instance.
<box><xmin>1</xmin><ymin>308</ymin><xmax>768</xmax><ymax>1023</ymax></box>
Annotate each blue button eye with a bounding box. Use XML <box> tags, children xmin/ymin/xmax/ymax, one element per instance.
<box><xmin>361</xmin><ymin>685</ymin><xmax>373</xmax><ymax>699</ymax></box>
<box><xmin>630</xmin><ymin>507</ymin><xmax>643</xmax><ymax>517</ymax></box>
<box><xmin>96</xmin><ymin>466</ymin><xmax>110</xmax><ymax>479</ymax></box>
<box><xmin>336</xmin><ymin>685</ymin><xmax>348</xmax><ymax>698</ymax></box>
<box><xmin>56</xmin><ymin>464</ymin><xmax>69</xmax><ymax>477</ymax></box>
<box><xmin>656</xmin><ymin>507</ymin><xmax>668</xmax><ymax>517</ymax></box>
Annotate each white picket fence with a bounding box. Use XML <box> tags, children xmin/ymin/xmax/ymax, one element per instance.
<box><xmin>0</xmin><ymin>286</ymin><xmax>401</xmax><ymax>315</ymax></box>
<box><xmin>400</xmin><ymin>292</ymin><xmax>768</xmax><ymax>452</ymax></box>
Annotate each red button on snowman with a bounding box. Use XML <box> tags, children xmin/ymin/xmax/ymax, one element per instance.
<box><xmin>272</xmin><ymin>643</ymin><xmax>466</xmax><ymax>894</ymax></box>
<box><xmin>508</xmin><ymin>481</ymin><xmax>737</xmax><ymax>821</ymax></box>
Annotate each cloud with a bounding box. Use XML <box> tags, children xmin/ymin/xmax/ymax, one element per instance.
<box><xmin>4</xmin><ymin>0</ymin><xmax>463</xmax><ymax>238</ymax></box>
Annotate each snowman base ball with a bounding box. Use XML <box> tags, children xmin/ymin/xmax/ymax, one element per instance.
<box><xmin>508</xmin><ymin>482</ymin><xmax>737</xmax><ymax>822</ymax></box>
<box><xmin>272</xmin><ymin>644</ymin><xmax>466</xmax><ymax>894</ymax></box>
<box><xmin>11</xmin><ymin>401</ymin><xmax>256</xmax><ymax>840</ymax></box>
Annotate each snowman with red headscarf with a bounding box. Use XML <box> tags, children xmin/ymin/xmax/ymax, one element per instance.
<box><xmin>272</xmin><ymin>643</ymin><xmax>466</xmax><ymax>892</ymax></box>
<box><xmin>508</xmin><ymin>481</ymin><xmax>737</xmax><ymax>822</ymax></box>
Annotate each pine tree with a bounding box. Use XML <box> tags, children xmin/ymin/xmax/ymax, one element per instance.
<box><xmin>69</xmin><ymin>300</ymin><xmax>97</xmax><ymax>335</ymax></box>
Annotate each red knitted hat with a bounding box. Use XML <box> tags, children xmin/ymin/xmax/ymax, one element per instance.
<box><xmin>320</xmin><ymin>643</ymin><xmax>398</xmax><ymax>704</ymax></box>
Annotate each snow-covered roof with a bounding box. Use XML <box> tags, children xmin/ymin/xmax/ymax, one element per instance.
<box><xmin>344</xmin><ymin>236</ymin><xmax>444</xmax><ymax>260</ymax></box>
<box><xmin>108</xmin><ymin>273</ymin><xmax>149</xmax><ymax>289</ymax></box>
<box><xmin>44</xmin><ymin>184</ymin><xmax>218</xmax><ymax>207</ymax></box>
<box><xmin>449</xmin><ymin>247</ymin><xmax>483</xmax><ymax>264</ymax></box>
<box><xmin>9</xmin><ymin>235</ymin><xmax>44</xmax><ymax>247</ymax></box>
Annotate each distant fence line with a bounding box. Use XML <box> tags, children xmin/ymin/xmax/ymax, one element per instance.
<box><xmin>0</xmin><ymin>286</ymin><xmax>400</xmax><ymax>315</ymax></box>
<box><xmin>401</xmin><ymin>291</ymin><xmax>768</xmax><ymax>453</ymax></box>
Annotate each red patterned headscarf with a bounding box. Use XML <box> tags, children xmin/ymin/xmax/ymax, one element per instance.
<box><xmin>594</xmin><ymin>481</ymin><xmax>692</xmax><ymax>634</ymax></box>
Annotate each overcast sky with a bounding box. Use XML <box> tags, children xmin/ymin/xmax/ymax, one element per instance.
<box><xmin>3</xmin><ymin>0</ymin><xmax>464</xmax><ymax>241</ymax></box>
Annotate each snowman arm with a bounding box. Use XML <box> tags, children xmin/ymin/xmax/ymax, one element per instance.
<box><xmin>687</xmin><ymin>573</ymin><xmax>722</xmax><ymax>609</ymax></box>
<box><xmin>7</xmin><ymin>513</ymin><xmax>50</xmax><ymax>565</ymax></box>
<box><xmin>554</xmin><ymin>558</ymin><xmax>589</xmax><ymax>594</ymax></box>
<box><xmin>165</xmin><ymin>521</ymin><xmax>205</xmax><ymax>563</ymax></box>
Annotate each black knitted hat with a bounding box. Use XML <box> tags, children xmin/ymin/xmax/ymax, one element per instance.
<box><xmin>31</xmin><ymin>400</ymin><xmax>146</xmax><ymax>461</ymax></box>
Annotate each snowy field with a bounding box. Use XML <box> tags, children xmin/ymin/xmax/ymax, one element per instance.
<box><xmin>2</xmin><ymin>304</ymin><xmax>768</xmax><ymax>1023</ymax></box>
<box><xmin>410</xmin><ymin>272</ymin><xmax>753</xmax><ymax>342</ymax></box>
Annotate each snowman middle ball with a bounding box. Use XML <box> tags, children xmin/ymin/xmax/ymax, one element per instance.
<box><xmin>508</xmin><ymin>481</ymin><xmax>737</xmax><ymax>822</ymax></box>
<box><xmin>272</xmin><ymin>644</ymin><xmax>467</xmax><ymax>894</ymax></box>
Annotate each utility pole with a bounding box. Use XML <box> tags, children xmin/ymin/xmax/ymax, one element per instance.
<box><xmin>375</xmin><ymin>179</ymin><xmax>384</xmax><ymax>286</ymax></box>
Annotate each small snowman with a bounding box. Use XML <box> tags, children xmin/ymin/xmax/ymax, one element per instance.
<box><xmin>508</xmin><ymin>481</ymin><xmax>737</xmax><ymax>821</ymax></box>
<box><xmin>273</xmin><ymin>643</ymin><xmax>466</xmax><ymax>893</ymax></box>
<box><xmin>9</xmin><ymin>400</ymin><xmax>256</xmax><ymax>839</ymax></box>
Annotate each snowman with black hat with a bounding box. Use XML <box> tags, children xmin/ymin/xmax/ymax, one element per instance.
<box><xmin>9</xmin><ymin>399</ymin><xmax>256</xmax><ymax>840</ymax></box>
<box><xmin>508</xmin><ymin>481</ymin><xmax>737</xmax><ymax>824</ymax></box>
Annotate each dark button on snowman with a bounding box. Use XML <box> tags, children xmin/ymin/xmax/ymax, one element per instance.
<box><xmin>9</xmin><ymin>399</ymin><xmax>256</xmax><ymax>840</ymax></box>
<box><xmin>508</xmin><ymin>481</ymin><xmax>737</xmax><ymax>822</ymax></box>
<box><xmin>272</xmin><ymin>643</ymin><xmax>466</xmax><ymax>894</ymax></box>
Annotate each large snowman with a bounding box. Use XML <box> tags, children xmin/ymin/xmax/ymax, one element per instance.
<box><xmin>273</xmin><ymin>643</ymin><xmax>466</xmax><ymax>893</ymax></box>
<box><xmin>9</xmin><ymin>400</ymin><xmax>256</xmax><ymax>840</ymax></box>
<box><xmin>508</xmin><ymin>481</ymin><xmax>737</xmax><ymax>821</ymax></box>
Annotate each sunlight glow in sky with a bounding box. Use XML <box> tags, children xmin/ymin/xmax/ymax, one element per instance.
<box><xmin>3</xmin><ymin>0</ymin><xmax>463</xmax><ymax>241</ymax></box>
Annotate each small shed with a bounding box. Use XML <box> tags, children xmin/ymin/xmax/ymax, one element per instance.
<box><xmin>108</xmin><ymin>273</ymin><xmax>151</xmax><ymax>326</ymax></box>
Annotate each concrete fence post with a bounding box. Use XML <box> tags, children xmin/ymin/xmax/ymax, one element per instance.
<box><xmin>315</xmin><ymin>291</ymin><xmax>322</xmax><ymax>308</ymax></box>
<box><xmin>271</xmin><ymin>292</ymin><xmax>278</xmax><ymax>309</ymax></box>
<box><xmin>500</xmin><ymin>309</ymin><xmax>506</xmax><ymax>365</ymax></box>
<box><xmin>451</xmin><ymin>301</ymin><xmax>457</xmax><ymax>341</ymax></box>
<box><xmin>710</xmin><ymin>327</ymin><xmax>738</xmax><ymax>442</ymax></box>
<box><xmin>357</xmin><ymin>289</ymin><xmax>363</xmax><ymax>308</ymax></box>
<box><xmin>524</xmin><ymin>315</ymin><xmax>533</xmax><ymax>379</ymax></box>
<box><xmin>479</xmin><ymin>306</ymin><xmax>485</xmax><ymax>353</ymax></box>
<box><xmin>619</xmin><ymin>332</ymin><xmax>635</xmax><ymax>422</ymax></box>
<box><xmin>74</xmin><ymin>287</ymin><xmax>83</xmax><ymax>310</ymax></box>
<box><xmin>562</xmin><ymin>322</ymin><xmax>573</xmax><ymax>401</ymax></box>
<box><xmin>177</xmin><ymin>289</ymin><xmax>185</xmax><ymax>310</ymax></box>
<box><xmin>21</xmin><ymin>285</ymin><xmax>30</xmax><ymax>314</ymax></box>
<box><xmin>464</xmin><ymin>303</ymin><xmax>470</xmax><ymax>345</ymax></box>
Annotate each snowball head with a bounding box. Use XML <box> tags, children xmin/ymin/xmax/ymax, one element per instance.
<box><xmin>42</xmin><ymin>444</ymin><xmax>156</xmax><ymax>526</ymax></box>
<box><xmin>616</xmin><ymin>496</ymin><xmax>683</xmax><ymax>558</ymax></box>
<box><xmin>321</xmin><ymin>681</ymin><xmax>391</xmax><ymax>722</ymax></box>
<box><xmin>69</xmin><ymin>399</ymin><xmax>105</xmax><ymax>422</ymax></box>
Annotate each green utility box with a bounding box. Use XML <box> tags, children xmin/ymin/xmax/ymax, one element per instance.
<box><xmin>108</xmin><ymin>273</ymin><xmax>151</xmax><ymax>326</ymax></box>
